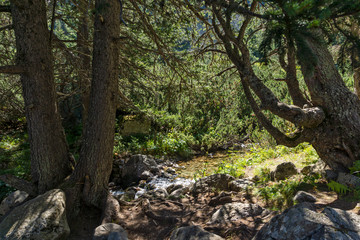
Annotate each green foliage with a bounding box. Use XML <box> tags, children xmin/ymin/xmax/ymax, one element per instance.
<box><xmin>327</xmin><ymin>180</ymin><xmax>350</xmax><ymax>195</ymax></box>
<box><xmin>0</xmin><ymin>130</ymin><xmax>30</xmax><ymax>201</ymax></box>
<box><xmin>256</xmin><ymin>174</ymin><xmax>321</xmax><ymax>210</ymax></box>
<box><xmin>349</xmin><ymin>160</ymin><xmax>360</xmax><ymax>176</ymax></box>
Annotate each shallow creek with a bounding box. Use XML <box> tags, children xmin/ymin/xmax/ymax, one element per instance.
<box><xmin>111</xmin><ymin>150</ymin><xmax>248</xmax><ymax>199</ymax></box>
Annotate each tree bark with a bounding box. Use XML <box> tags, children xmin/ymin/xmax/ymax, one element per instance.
<box><xmin>77</xmin><ymin>0</ymin><xmax>91</xmax><ymax>129</ymax></box>
<box><xmin>298</xmin><ymin>32</ymin><xmax>360</xmax><ymax>171</ymax></box>
<box><xmin>10</xmin><ymin>0</ymin><xmax>72</xmax><ymax>193</ymax></box>
<box><xmin>71</xmin><ymin>0</ymin><xmax>121</xmax><ymax>208</ymax></box>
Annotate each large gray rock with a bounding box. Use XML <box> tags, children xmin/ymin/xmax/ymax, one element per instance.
<box><xmin>121</xmin><ymin>154</ymin><xmax>158</xmax><ymax>186</ymax></box>
<box><xmin>253</xmin><ymin>202</ymin><xmax>360</xmax><ymax>240</ymax></box>
<box><xmin>0</xmin><ymin>190</ymin><xmax>29</xmax><ymax>217</ymax></box>
<box><xmin>0</xmin><ymin>189</ymin><xmax>70</xmax><ymax>240</ymax></box>
<box><xmin>337</xmin><ymin>172</ymin><xmax>360</xmax><ymax>188</ymax></box>
<box><xmin>272</xmin><ymin>162</ymin><xmax>298</xmax><ymax>181</ymax></box>
<box><xmin>191</xmin><ymin>174</ymin><xmax>235</xmax><ymax>194</ymax></box>
<box><xmin>209</xmin><ymin>202</ymin><xmax>270</xmax><ymax>225</ymax></box>
<box><xmin>170</xmin><ymin>225</ymin><xmax>224</xmax><ymax>240</ymax></box>
<box><xmin>93</xmin><ymin>223</ymin><xmax>128</xmax><ymax>240</ymax></box>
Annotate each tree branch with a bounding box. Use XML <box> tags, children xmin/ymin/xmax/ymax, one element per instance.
<box><xmin>0</xmin><ymin>65</ymin><xmax>25</xmax><ymax>74</ymax></box>
<box><xmin>0</xmin><ymin>174</ymin><xmax>38</xmax><ymax>196</ymax></box>
<box><xmin>242</xmin><ymin>79</ymin><xmax>314</xmax><ymax>147</ymax></box>
<box><xmin>0</xmin><ymin>5</ymin><xmax>11</xmax><ymax>12</ymax></box>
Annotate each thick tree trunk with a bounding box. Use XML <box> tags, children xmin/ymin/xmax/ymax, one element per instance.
<box><xmin>77</xmin><ymin>0</ymin><xmax>91</xmax><ymax>128</ymax></box>
<box><xmin>71</xmin><ymin>0</ymin><xmax>121</xmax><ymax>208</ymax></box>
<box><xmin>298</xmin><ymin>32</ymin><xmax>360</xmax><ymax>171</ymax></box>
<box><xmin>10</xmin><ymin>0</ymin><xmax>71</xmax><ymax>193</ymax></box>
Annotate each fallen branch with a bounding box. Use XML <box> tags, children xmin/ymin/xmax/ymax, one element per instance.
<box><xmin>0</xmin><ymin>174</ymin><xmax>37</xmax><ymax>196</ymax></box>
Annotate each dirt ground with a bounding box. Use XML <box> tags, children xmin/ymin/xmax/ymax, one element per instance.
<box><xmin>68</xmin><ymin>186</ymin><xmax>359</xmax><ymax>240</ymax></box>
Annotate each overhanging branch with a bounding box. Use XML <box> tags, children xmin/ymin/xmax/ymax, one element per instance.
<box><xmin>0</xmin><ymin>65</ymin><xmax>25</xmax><ymax>74</ymax></box>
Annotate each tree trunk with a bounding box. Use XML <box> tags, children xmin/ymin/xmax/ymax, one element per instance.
<box><xmin>77</xmin><ymin>0</ymin><xmax>91</xmax><ymax>129</ymax></box>
<box><xmin>10</xmin><ymin>0</ymin><xmax>71</xmax><ymax>193</ymax></box>
<box><xmin>298</xmin><ymin>32</ymin><xmax>360</xmax><ymax>171</ymax></box>
<box><xmin>71</xmin><ymin>0</ymin><xmax>121</xmax><ymax>208</ymax></box>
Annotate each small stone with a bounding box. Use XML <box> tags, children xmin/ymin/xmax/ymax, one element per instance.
<box><xmin>170</xmin><ymin>225</ymin><xmax>224</xmax><ymax>240</ymax></box>
<box><xmin>93</xmin><ymin>223</ymin><xmax>128</xmax><ymax>240</ymax></box>
<box><xmin>273</xmin><ymin>162</ymin><xmax>298</xmax><ymax>181</ymax></box>
<box><xmin>293</xmin><ymin>191</ymin><xmax>317</xmax><ymax>203</ymax></box>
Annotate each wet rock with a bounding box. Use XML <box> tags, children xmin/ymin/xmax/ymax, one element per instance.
<box><xmin>229</xmin><ymin>178</ymin><xmax>254</xmax><ymax>192</ymax></box>
<box><xmin>209</xmin><ymin>202</ymin><xmax>270</xmax><ymax>225</ymax></box>
<box><xmin>337</xmin><ymin>172</ymin><xmax>360</xmax><ymax>188</ymax></box>
<box><xmin>168</xmin><ymin>187</ymin><xmax>189</xmax><ymax>200</ymax></box>
<box><xmin>0</xmin><ymin>190</ymin><xmax>29</xmax><ymax>217</ymax></box>
<box><xmin>170</xmin><ymin>225</ymin><xmax>224</xmax><ymax>240</ymax></box>
<box><xmin>253</xmin><ymin>202</ymin><xmax>360</xmax><ymax>240</ymax></box>
<box><xmin>121</xmin><ymin>154</ymin><xmax>158</xmax><ymax>186</ymax></box>
<box><xmin>145</xmin><ymin>188</ymin><xmax>169</xmax><ymax>199</ymax></box>
<box><xmin>0</xmin><ymin>189</ymin><xmax>70</xmax><ymax>240</ymax></box>
<box><xmin>140</xmin><ymin>170</ymin><xmax>153</xmax><ymax>180</ymax></box>
<box><xmin>191</xmin><ymin>174</ymin><xmax>235</xmax><ymax>194</ymax></box>
<box><xmin>120</xmin><ymin>189</ymin><xmax>136</xmax><ymax>202</ymax></box>
<box><xmin>272</xmin><ymin>162</ymin><xmax>297</xmax><ymax>181</ymax></box>
<box><xmin>166</xmin><ymin>184</ymin><xmax>184</xmax><ymax>194</ymax></box>
<box><xmin>166</xmin><ymin>167</ymin><xmax>176</xmax><ymax>174</ymax></box>
<box><xmin>293</xmin><ymin>191</ymin><xmax>316</xmax><ymax>203</ymax></box>
<box><xmin>93</xmin><ymin>223</ymin><xmax>128</xmax><ymax>240</ymax></box>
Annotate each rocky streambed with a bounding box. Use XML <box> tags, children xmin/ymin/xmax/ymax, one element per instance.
<box><xmin>1</xmin><ymin>153</ymin><xmax>360</xmax><ymax>240</ymax></box>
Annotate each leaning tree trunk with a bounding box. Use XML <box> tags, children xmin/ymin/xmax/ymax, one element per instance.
<box><xmin>70</xmin><ymin>0</ymin><xmax>121</xmax><ymax>213</ymax></box>
<box><xmin>298</xmin><ymin>33</ymin><xmax>360</xmax><ymax>172</ymax></box>
<box><xmin>210</xmin><ymin>4</ymin><xmax>360</xmax><ymax>172</ymax></box>
<box><xmin>10</xmin><ymin>0</ymin><xmax>72</xmax><ymax>193</ymax></box>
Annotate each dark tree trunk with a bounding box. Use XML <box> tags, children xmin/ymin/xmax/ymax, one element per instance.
<box><xmin>77</xmin><ymin>0</ymin><xmax>91</xmax><ymax>128</ymax></box>
<box><xmin>71</xmin><ymin>0</ymin><xmax>121</xmax><ymax>208</ymax></box>
<box><xmin>10</xmin><ymin>0</ymin><xmax>71</xmax><ymax>193</ymax></box>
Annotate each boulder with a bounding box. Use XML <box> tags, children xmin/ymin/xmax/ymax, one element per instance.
<box><xmin>121</xmin><ymin>154</ymin><xmax>158</xmax><ymax>186</ymax></box>
<box><xmin>293</xmin><ymin>191</ymin><xmax>316</xmax><ymax>203</ymax></box>
<box><xmin>209</xmin><ymin>202</ymin><xmax>270</xmax><ymax>225</ymax></box>
<box><xmin>337</xmin><ymin>172</ymin><xmax>360</xmax><ymax>188</ymax></box>
<box><xmin>191</xmin><ymin>174</ymin><xmax>235</xmax><ymax>194</ymax></box>
<box><xmin>301</xmin><ymin>159</ymin><xmax>327</xmax><ymax>176</ymax></box>
<box><xmin>170</xmin><ymin>225</ymin><xmax>224</xmax><ymax>240</ymax></box>
<box><xmin>93</xmin><ymin>223</ymin><xmax>128</xmax><ymax>240</ymax></box>
<box><xmin>253</xmin><ymin>202</ymin><xmax>360</xmax><ymax>240</ymax></box>
<box><xmin>272</xmin><ymin>162</ymin><xmax>297</xmax><ymax>181</ymax></box>
<box><xmin>0</xmin><ymin>190</ymin><xmax>29</xmax><ymax>217</ymax></box>
<box><xmin>229</xmin><ymin>178</ymin><xmax>254</xmax><ymax>192</ymax></box>
<box><xmin>0</xmin><ymin>189</ymin><xmax>70</xmax><ymax>240</ymax></box>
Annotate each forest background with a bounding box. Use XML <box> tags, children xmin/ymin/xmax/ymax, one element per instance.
<box><xmin>0</xmin><ymin>0</ymin><xmax>360</xmax><ymax>209</ymax></box>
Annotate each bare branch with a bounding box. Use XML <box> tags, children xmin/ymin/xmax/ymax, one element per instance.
<box><xmin>0</xmin><ymin>174</ymin><xmax>38</xmax><ymax>196</ymax></box>
<box><xmin>0</xmin><ymin>65</ymin><xmax>25</xmax><ymax>74</ymax></box>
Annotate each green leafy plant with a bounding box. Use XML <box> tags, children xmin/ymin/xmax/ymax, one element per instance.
<box><xmin>327</xmin><ymin>180</ymin><xmax>350</xmax><ymax>195</ymax></box>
